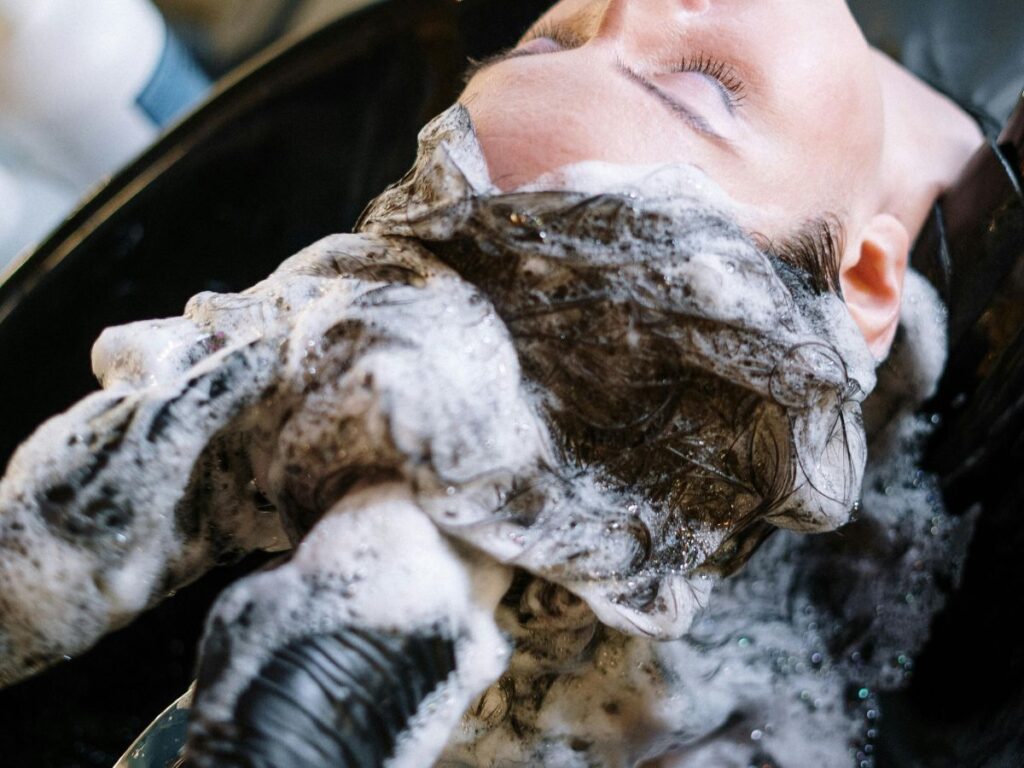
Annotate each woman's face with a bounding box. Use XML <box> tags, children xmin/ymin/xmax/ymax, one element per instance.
<box><xmin>460</xmin><ymin>0</ymin><xmax>886</xmax><ymax>241</ymax></box>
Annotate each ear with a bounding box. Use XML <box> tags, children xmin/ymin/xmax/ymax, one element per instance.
<box><xmin>840</xmin><ymin>213</ymin><xmax>909</xmax><ymax>359</ymax></box>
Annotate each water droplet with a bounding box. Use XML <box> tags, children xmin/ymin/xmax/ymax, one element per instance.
<box><xmin>750</xmin><ymin>729</ymin><xmax>763</xmax><ymax>741</ymax></box>
<box><xmin>858</xmin><ymin>688</ymin><xmax>870</xmax><ymax>700</ymax></box>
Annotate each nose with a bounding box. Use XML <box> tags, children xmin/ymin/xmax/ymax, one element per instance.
<box><xmin>595</xmin><ymin>0</ymin><xmax>711</xmax><ymax>48</ymax></box>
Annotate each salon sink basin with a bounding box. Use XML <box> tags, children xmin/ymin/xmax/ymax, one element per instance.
<box><xmin>850</xmin><ymin>0</ymin><xmax>1024</xmax><ymax>128</ymax></box>
<box><xmin>0</xmin><ymin>0</ymin><xmax>556</xmax><ymax>468</ymax></box>
<box><xmin>0</xmin><ymin>0</ymin><xmax>1021</xmax><ymax>766</ymax></box>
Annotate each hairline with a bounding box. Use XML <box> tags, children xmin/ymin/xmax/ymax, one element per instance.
<box><xmin>751</xmin><ymin>214</ymin><xmax>846</xmax><ymax>297</ymax></box>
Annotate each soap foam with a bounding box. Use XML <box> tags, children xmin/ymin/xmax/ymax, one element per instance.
<box><xmin>0</xmin><ymin>102</ymin><xmax>969</xmax><ymax>768</ymax></box>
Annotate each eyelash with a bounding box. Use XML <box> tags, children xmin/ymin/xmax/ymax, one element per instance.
<box><xmin>679</xmin><ymin>53</ymin><xmax>746</xmax><ymax>107</ymax></box>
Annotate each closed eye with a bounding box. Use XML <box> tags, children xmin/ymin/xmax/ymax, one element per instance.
<box><xmin>677</xmin><ymin>53</ymin><xmax>746</xmax><ymax>111</ymax></box>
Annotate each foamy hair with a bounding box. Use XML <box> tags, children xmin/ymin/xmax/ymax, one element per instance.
<box><xmin>361</xmin><ymin>103</ymin><xmax>876</xmax><ymax>636</ymax></box>
<box><xmin>0</xmin><ymin>101</ymin><xmax>929</xmax><ymax>768</ymax></box>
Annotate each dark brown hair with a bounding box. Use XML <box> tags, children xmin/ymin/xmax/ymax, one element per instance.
<box><xmin>753</xmin><ymin>214</ymin><xmax>846</xmax><ymax>297</ymax></box>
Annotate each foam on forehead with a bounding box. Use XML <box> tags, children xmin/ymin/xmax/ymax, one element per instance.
<box><xmin>516</xmin><ymin>158</ymin><xmax>736</xmax><ymax>210</ymax></box>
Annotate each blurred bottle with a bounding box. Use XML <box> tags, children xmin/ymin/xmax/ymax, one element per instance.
<box><xmin>154</xmin><ymin>0</ymin><xmax>299</xmax><ymax>73</ymax></box>
<box><xmin>0</xmin><ymin>143</ymin><xmax>76</xmax><ymax>274</ymax></box>
<box><xmin>154</xmin><ymin>0</ymin><xmax>376</xmax><ymax>75</ymax></box>
<box><xmin>0</xmin><ymin>0</ymin><xmax>210</xmax><ymax>193</ymax></box>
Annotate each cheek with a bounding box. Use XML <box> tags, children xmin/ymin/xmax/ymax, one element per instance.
<box><xmin>773</xmin><ymin>37</ymin><xmax>885</xmax><ymax>187</ymax></box>
<box><xmin>763</xmin><ymin>74</ymin><xmax>884</xmax><ymax>215</ymax></box>
<box><xmin>820</xmin><ymin>87</ymin><xmax>885</xmax><ymax>199</ymax></box>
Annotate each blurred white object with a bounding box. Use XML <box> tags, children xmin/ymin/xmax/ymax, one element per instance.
<box><xmin>154</xmin><ymin>0</ymin><xmax>378</xmax><ymax>72</ymax></box>
<box><xmin>0</xmin><ymin>0</ymin><xmax>209</xmax><ymax>193</ymax></box>
<box><xmin>154</xmin><ymin>0</ymin><xmax>296</xmax><ymax>69</ymax></box>
<box><xmin>0</xmin><ymin>146</ymin><xmax>76</xmax><ymax>273</ymax></box>
<box><xmin>289</xmin><ymin>0</ymin><xmax>379</xmax><ymax>37</ymax></box>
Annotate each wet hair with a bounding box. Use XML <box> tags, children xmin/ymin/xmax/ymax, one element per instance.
<box><xmin>356</xmin><ymin>99</ymin><xmax>877</xmax><ymax>634</ymax></box>
<box><xmin>753</xmin><ymin>214</ymin><xmax>846</xmax><ymax>298</ymax></box>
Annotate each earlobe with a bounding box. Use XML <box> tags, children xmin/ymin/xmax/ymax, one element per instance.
<box><xmin>840</xmin><ymin>213</ymin><xmax>909</xmax><ymax>359</ymax></box>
